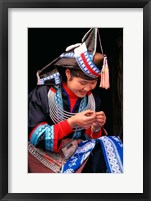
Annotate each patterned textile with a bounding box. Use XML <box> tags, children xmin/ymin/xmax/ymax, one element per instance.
<box><xmin>61</xmin><ymin>136</ymin><xmax>123</xmax><ymax>173</ymax></box>
<box><xmin>61</xmin><ymin>140</ymin><xmax>96</xmax><ymax>173</ymax></box>
<box><xmin>60</xmin><ymin>52</ymin><xmax>75</xmax><ymax>58</ymax></box>
<box><xmin>76</xmin><ymin>51</ymin><xmax>101</xmax><ymax>78</ymax></box>
<box><xmin>30</xmin><ymin>123</ymin><xmax>54</xmax><ymax>152</ymax></box>
<box><xmin>99</xmin><ymin>136</ymin><xmax>123</xmax><ymax>173</ymax></box>
<box><xmin>60</xmin><ymin>48</ymin><xmax>101</xmax><ymax>78</ymax></box>
<box><xmin>38</xmin><ymin>71</ymin><xmax>61</xmax><ymax>85</ymax></box>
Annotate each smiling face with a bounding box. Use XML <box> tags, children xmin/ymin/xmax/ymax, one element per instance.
<box><xmin>65</xmin><ymin>69</ymin><xmax>98</xmax><ymax>98</ymax></box>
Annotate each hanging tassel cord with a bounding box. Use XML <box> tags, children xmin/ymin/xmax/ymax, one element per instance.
<box><xmin>99</xmin><ymin>56</ymin><xmax>110</xmax><ymax>90</ymax></box>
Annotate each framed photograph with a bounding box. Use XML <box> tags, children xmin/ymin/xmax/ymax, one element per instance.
<box><xmin>0</xmin><ymin>0</ymin><xmax>150</xmax><ymax>201</ymax></box>
<box><xmin>28</xmin><ymin>27</ymin><xmax>123</xmax><ymax>174</ymax></box>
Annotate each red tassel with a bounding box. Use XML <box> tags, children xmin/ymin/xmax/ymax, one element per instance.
<box><xmin>99</xmin><ymin>56</ymin><xmax>110</xmax><ymax>89</ymax></box>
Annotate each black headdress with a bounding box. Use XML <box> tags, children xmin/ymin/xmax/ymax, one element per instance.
<box><xmin>37</xmin><ymin>28</ymin><xmax>110</xmax><ymax>89</ymax></box>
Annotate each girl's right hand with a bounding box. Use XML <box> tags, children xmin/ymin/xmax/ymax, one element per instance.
<box><xmin>67</xmin><ymin>110</ymin><xmax>96</xmax><ymax>129</ymax></box>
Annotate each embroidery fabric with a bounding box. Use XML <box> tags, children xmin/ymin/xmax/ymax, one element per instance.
<box><xmin>99</xmin><ymin>136</ymin><xmax>123</xmax><ymax>173</ymax></box>
<box><xmin>76</xmin><ymin>51</ymin><xmax>101</xmax><ymax>78</ymax></box>
<box><xmin>61</xmin><ymin>140</ymin><xmax>96</xmax><ymax>173</ymax></box>
<box><xmin>61</xmin><ymin>136</ymin><xmax>123</xmax><ymax>173</ymax></box>
<box><xmin>30</xmin><ymin>123</ymin><xmax>54</xmax><ymax>150</ymax></box>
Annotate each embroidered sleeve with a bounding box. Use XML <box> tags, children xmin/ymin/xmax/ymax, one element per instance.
<box><xmin>29</xmin><ymin>120</ymin><xmax>73</xmax><ymax>152</ymax></box>
<box><xmin>28</xmin><ymin>86</ymin><xmax>73</xmax><ymax>153</ymax></box>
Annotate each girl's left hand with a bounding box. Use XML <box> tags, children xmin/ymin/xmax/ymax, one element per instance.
<box><xmin>91</xmin><ymin>111</ymin><xmax>106</xmax><ymax>131</ymax></box>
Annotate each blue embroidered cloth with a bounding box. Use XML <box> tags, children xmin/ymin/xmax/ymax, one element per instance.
<box><xmin>61</xmin><ymin>136</ymin><xmax>123</xmax><ymax>173</ymax></box>
<box><xmin>61</xmin><ymin>140</ymin><xmax>96</xmax><ymax>173</ymax></box>
<box><xmin>99</xmin><ymin>136</ymin><xmax>123</xmax><ymax>173</ymax></box>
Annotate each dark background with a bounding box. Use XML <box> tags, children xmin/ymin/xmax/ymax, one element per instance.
<box><xmin>28</xmin><ymin>28</ymin><xmax>123</xmax><ymax>140</ymax></box>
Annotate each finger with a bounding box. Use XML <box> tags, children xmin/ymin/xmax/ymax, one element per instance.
<box><xmin>84</xmin><ymin>115</ymin><xmax>96</xmax><ymax>121</ymax></box>
<box><xmin>84</xmin><ymin>110</ymin><xmax>95</xmax><ymax>117</ymax></box>
<box><xmin>96</xmin><ymin>116</ymin><xmax>106</xmax><ymax>120</ymax></box>
<box><xmin>96</xmin><ymin>118</ymin><xmax>106</xmax><ymax>124</ymax></box>
<box><xmin>96</xmin><ymin>114</ymin><xmax>106</xmax><ymax>120</ymax></box>
<box><xmin>96</xmin><ymin>111</ymin><xmax>105</xmax><ymax>115</ymax></box>
<box><xmin>96</xmin><ymin>112</ymin><xmax>105</xmax><ymax>117</ymax></box>
<box><xmin>96</xmin><ymin>118</ymin><xmax>106</xmax><ymax>125</ymax></box>
<box><xmin>85</xmin><ymin>115</ymin><xmax>96</xmax><ymax>122</ymax></box>
<box><xmin>84</xmin><ymin>120</ymin><xmax>96</xmax><ymax>126</ymax></box>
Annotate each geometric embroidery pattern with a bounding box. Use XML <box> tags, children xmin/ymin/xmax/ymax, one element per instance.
<box><xmin>60</xmin><ymin>51</ymin><xmax>101</xmax><ymax>78</ymax></box>
<box><xmin>60</xmin><ymin>52</ymin><xmax>75</xmax><ymax>58</ymax></box>
<box><xmin>39</xmin><ymin>72</ymin><xmax>61</xmax><ymax>85</ymax></box>
<box><xmin>76</xmin><ymin>51</ymin><xmax>101</xmax><ymax>78</ymax></box>
<box><xmin>30</xmin><ymin>123</ymin><xmax>54</xmax><ymax>152</ymax></box>
<box><xmin>61</xmin><ymin>140</ymin><xmax>96</xmax><ymax>173</ymax></box>
<box><xmin>30</xmin><ymin>123</ymin><xmax>48</xmax><ymax>146</ymax></box>
<box><xmin>45</xmin><ymin>125</ymin><xmax>54</xmax><ymax>152</ymax></box>
<box><xmin>99</xmin><ymin>136</ymin><xmax>123</xmax><ymax>173</ymax></box>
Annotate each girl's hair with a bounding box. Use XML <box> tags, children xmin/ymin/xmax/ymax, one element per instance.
<box><xmin>57</xmin><ymin>66</ymin><xmax>98</xmax><ymax>81</ymax></box>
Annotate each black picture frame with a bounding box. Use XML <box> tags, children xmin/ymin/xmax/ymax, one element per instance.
<box><xmin>0</xmin><ymin>0</ymin><xmax>150</xmax><ymax>201</ymax></box>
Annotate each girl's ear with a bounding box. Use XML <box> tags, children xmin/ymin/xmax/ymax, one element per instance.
<box><xmin>65</xmin><ymin>69</ymin><xmax>71</xmax><ymax>80</ymax></box>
